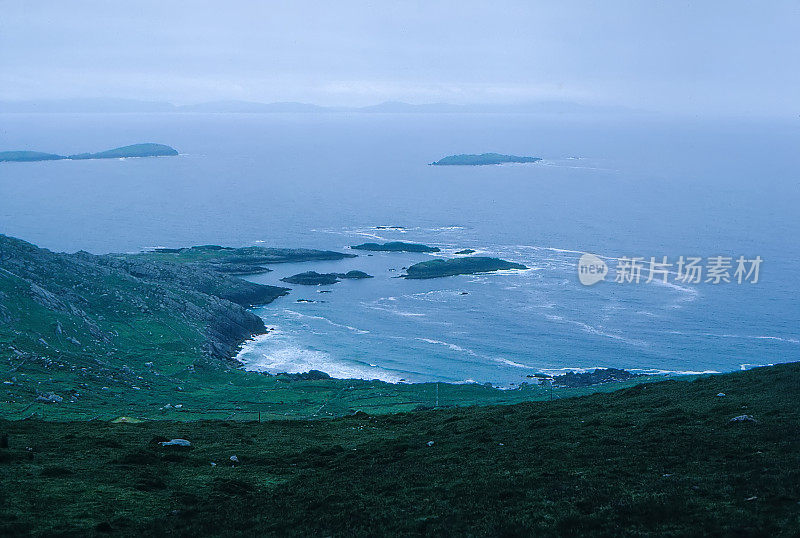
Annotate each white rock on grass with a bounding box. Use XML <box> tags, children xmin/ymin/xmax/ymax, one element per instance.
<box><xmin>159</xmin><ymin>439</ymin><xmax>191</xmax><ymax>447</ymax></box>
<box><xmin>35</xmin><ymin>392</ymin><xmax>63</xmax><ymax>403</ymax></box>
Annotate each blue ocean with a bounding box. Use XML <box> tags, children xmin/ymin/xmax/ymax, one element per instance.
<box><xmin>1</xmin><ymin>112</ymin><xmax>798</xmax><ymax>385</ymax></box>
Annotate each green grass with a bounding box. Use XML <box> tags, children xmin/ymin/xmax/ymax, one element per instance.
<box><xmin>1</xmin><ymin>347</ymin><xmax>671</xmax><ymax>421</ymax></box>
<box><xmin>1</xmin><ymin>363</ymin><xmax>798</xmax><ymax>536</ymax></box>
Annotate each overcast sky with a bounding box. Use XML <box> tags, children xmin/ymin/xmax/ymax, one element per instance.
<box><xmin>1</xmin><ymin>1</ymin><xmax>798</xmax><ymax>115</ymax></box>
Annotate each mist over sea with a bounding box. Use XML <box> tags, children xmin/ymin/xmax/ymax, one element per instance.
<box><xmin>1</xmin><ymin>112</ymin><xmax>798</xmax><ymax>384</ymax></box>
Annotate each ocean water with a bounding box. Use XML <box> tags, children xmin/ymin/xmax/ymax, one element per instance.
<box><xmin>1</xmin><ymin>112</ymin><xmax>798</xmax><ymax>384</ymax></box>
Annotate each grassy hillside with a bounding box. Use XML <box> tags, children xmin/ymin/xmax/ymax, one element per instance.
<box><xmin>1</xmin><ymin>362</ymin><xmax>798</xmax><ymax>536</ymax></box>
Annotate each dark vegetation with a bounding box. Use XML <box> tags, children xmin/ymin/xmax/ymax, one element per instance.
<box><xmin>1</xmin><ymin>363</ymin><xmax>798</xmax><ymax>536</ymax></box>
<box><xmin>552</xmin><ymin>368</ymin><xmax>637</xmax><ymax>388</ymax></box>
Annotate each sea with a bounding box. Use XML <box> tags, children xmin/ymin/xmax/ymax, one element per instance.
<box><xmin>1</xmin><ymin>111</ymin><xmax>798</xmax><ymax>385</ymax></box>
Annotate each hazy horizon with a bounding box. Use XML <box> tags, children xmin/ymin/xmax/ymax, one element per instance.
<box><xmin>2</xmin><ymin>1</ymin><xmax>799</xmax><ymax>118</ymax></box>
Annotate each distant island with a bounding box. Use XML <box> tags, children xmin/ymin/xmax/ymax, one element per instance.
<box><xmin>281</xmin><ymin>270</ymin><xmax>373</xmax><ymax>285</ymax></box>
<box><xmin>430</xmin><ymin>153</ymin><xmax>542</xmax><ymax>166</ymax></box>
<box><xmin>0</xmin><ymin>143</ymin><xmax>178</xmax><ymax>163</ymax></box>
<box><xmin>403</xmin><ymin>256</ymin><xmax>527</xmax><ymax>279</ymax></box>
<box><xmin>351</xmin><ymin>241</ymin><xmax>440</xmax><ymax>253</ymax></box>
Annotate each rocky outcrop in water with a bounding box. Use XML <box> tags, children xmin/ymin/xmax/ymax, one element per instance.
<box><xmin>281</xmin><ymin>270</ymin><xmax>373</xmax><ymax>285</ymax></box>
<box><xmin>550</xmin><ymin>368</ymin><xmax>637</xmax><ymax>388</ymax></box>
<box><xmin>403</xmin><ymin>257</ymin><xmax>527</xmax><ymax>279</ymax></box>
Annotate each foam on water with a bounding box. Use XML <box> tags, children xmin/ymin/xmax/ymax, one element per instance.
<box><xmin>237</xmin><ymin>331</ymin><xmax>406</xmax><ymax>383</ymax></box>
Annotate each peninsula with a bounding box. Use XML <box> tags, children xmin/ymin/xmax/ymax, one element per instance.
<box><xmin>133</xmin><ymin>244</ymin><xmax>356</xmax><ymax>275</ymax></box>
<box><xmin>0</xmin><ymin>143</ymin><xmax>179</xmax><ymax>163</ymax></box>
<box><xmin>430</xmin><ymin>153</ymin><xmax>541</xmax><ymax>166</ymax></box>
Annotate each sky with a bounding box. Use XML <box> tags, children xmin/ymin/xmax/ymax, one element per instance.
<box><xmin>1</xmin><ymin>1</ymin><xmax>799</xmax><ymax>115</ymax></box>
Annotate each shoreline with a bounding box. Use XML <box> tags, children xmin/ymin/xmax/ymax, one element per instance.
<box><xmin>234</xmin><ymin>331</ymin><xmax>705</xmax><ymax>389</ymax></box>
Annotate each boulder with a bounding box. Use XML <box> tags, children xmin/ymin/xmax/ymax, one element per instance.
<box><xmin>160</xmin><ymin>439</ymin><xmax>192</xmax><ymax>447</ymax></box>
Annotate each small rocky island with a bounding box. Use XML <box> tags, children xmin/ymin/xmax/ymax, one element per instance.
<box><xmin>351</xmin><ymin>241</ymin><xmax>440</xmax><ymax>253</ymax></box>
<box><xmin>0</xmin><ymin>143</ymin><xmax>179</xmax><ymax>163</ymax></box>
<box><xmin>403</xmin><ymin>256</ymin><xmax>527</xmax><ymax>279</ymax></box>
<box><xmin>281</xmin><ymin>270</ymin><xmax>373</xmax><ymax>285</ymax></box>
<box><xmin>430</xmin><ymin>153</ymin><xmax>541</xmax><ymax>166</ymax></box>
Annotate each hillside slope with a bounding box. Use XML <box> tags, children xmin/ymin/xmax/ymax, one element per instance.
<box><xmin>1</xmin><ymin>362</ymin><xmax>798</xmax><ymax>536</ymax></box>
<box><xmin>0</xmin><ymin>235</ymin><xmax>285</xmax><ymax>366</ymax></box>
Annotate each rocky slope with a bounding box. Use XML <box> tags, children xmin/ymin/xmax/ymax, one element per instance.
<box><xmin>0</xmin><ymin>235</ymin><xmax>285</xmax><ymax>366</ymax></box>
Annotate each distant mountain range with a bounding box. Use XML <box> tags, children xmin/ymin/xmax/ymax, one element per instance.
<box><xmin>0</xmin><ymin>98</ymin><xmax>636</xmax><ymax>114</ymax></box>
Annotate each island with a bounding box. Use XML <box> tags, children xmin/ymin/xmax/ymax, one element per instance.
<box><xmin>403</xmin><ymin>256</ymin><xmax>527</xmax><ymax>279</ymax></box>
<box><xmin>455</xmin><ymin>249</ymin><xmax>476</xmax><ymax>255</ymax></box>
<box><xmin>68</xmin><ymin>143</ymin><xmax>179</xmax><ymax>159</ymax></box>
<box><xmin>0</xmin><ymin>151</ymin><xmax>65</xmax><ymax>162</ymax></box>
<box><xmin>430</xmin><ymin>153</ymin><xmax>541</xmax><ymax>166</ymax></box>
<box><xmin>0</xmin><ymin>143</ymin><xmax>179</xmax><ymax>163</ymax></box>
<box><xmin>351</xmin><ymin>241</ymin><xmax>440</xmax><ymax>253</ymax></box>
<box><xmin>281</xmin><ymin>270</ymin><xmax>373</xmax><ymax>285</ymax></box>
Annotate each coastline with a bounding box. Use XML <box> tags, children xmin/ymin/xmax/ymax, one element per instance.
<box><xmin>0</xmin><ymin>233</ymin><xmax>782</xmax><ymax>422</ymax></box>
